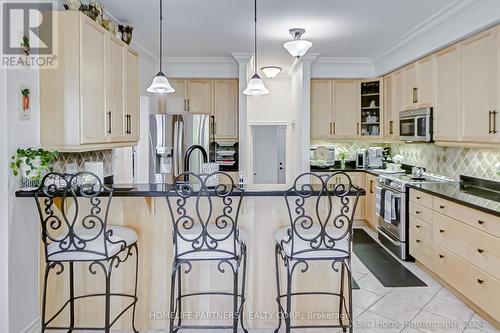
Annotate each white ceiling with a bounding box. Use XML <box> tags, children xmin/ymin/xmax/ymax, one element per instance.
<box><xmin>102</xmin><ymin>0</ymin><xmax>457</xmax><ymax>69</ymax></box>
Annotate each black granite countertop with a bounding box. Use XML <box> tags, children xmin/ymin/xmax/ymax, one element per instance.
<box><xmin>408</xmin><ymin>182</ymin><xmax>500</xmax><ymax>217</ymax></box>
<box><xmin>16</xmin><ymin>182</ymin><xmax>365</xmax><ymax>198</ymax></box>
<box><xmin>310</xmin><ymin>163</ymin><xmax>385</xmax><ymax>177</ymax></box>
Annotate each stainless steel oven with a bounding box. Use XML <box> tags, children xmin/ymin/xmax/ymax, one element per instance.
<box><xmin>375</xmin><ymin>178</ymin><xmax>408</xmax><ymax>260</ymax></box>
<box><xmin>399</xmin><ymin>107</ymin><xmax>433</xmax><ymax>142</ymax></box>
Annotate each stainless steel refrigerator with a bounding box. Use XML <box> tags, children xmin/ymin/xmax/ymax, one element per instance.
<box><xmin>149</xmin><ymin>113</ymin><xmax>212</xmax><ymax>183</ymax></box>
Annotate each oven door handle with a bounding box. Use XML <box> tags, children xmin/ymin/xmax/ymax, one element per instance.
<box><xmin>377</xmin><ymin>227</ymin><xmax>401</xmax><ymax>245</ymax></box>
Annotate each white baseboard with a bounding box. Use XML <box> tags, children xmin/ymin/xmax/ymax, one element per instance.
<box><xmin>21</xmin><ymin>317</ymin><xmax>40</xmax><ymax>333</ymax></box>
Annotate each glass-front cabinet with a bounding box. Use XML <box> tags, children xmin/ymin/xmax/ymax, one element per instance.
<box><xmin>360</xmin><ymin>80</ymin><xmax>382</xmax><ymax>137</ymax></box>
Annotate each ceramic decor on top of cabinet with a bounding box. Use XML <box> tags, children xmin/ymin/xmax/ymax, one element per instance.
<box><xmin>39</xmin><ymin>11</ymin><xmax>140</xmax><ymax>152</ymax></box>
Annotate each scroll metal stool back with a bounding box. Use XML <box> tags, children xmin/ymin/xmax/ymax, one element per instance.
<box><xmin>166</xmin><ymin>171</ymin><xmax>248</xmax><ymax>333</ymax></box>
<box><xmin>275</xmin><ymin>172</ymin><xmax>361</xmax><ymax>333</ymax></box>
<box><xmin>35</xmin><ymin>172</ymin><xmax>139</xmax><ymax>333</ymax></box>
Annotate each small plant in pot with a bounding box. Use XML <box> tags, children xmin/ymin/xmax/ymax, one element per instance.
<box><xmin>337</xmin><ymin>148</ymin><xmax>349</xmax><ymax>169</ymax></box>
<box><xmin>10</xmin><ymin>148</ymin><xmax>59</xmax><ymax>191</ymax></box>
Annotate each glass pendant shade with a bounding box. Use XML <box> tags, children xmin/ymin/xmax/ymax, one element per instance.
<box><xmin>243</xmin><ymin>73</ymin><xmax>269</xmax><ymax>95</ymax></box>
<box><xmin>147</xmin><ymin>72</ymin><xmax>175</xmax><ymax>93</ymax></box>
<box><xmin>284</xmin><ymin>39</ymin><xmax>313</xmax><ymax>57</ymax></box>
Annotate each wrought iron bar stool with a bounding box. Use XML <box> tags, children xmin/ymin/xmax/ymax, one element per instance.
<box><xmin>166</xmin><ymin>171</ymin><xmax>248</xmax><ymax>333</ymax></box>
<box><xmin>35</xmin><ymin>172</ymin><xmax>139</xmax><ymax>333</ymax></box>
<box><xmin>274</xmin><ymin>172</ymin><xmax>361</xmax><ymax>333</ymax></box>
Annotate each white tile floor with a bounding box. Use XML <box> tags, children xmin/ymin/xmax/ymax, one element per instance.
<box><xmin>47</xmin><ymin>224</ymin><xmax>499</xmax><ymax>333</ymax></box>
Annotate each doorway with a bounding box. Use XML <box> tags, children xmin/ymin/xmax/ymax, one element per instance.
<box><xmin>252</xmin><ymin>125</ymin><xmax>286</xmax><ymax>184</ymax></box>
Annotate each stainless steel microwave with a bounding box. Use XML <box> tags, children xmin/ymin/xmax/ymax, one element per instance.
<box><xmin>399</xmin><ymin>107</ymin><xmax>433</xmax><ymax>142</ymax></box>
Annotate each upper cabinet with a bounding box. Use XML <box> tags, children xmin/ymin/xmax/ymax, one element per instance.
<box><xmin>311</xmin><ymin>79</ymin><xmax>384</xmax><ymax>140</ymax></box>
<box><xmin>310</xmin><ymin>79</ymin><xmax>334</xmax><ymax>139</ymax></box>
<box><xmin>460</xmin><ymin>29</ymin><xmax>498</xmax><ymax>142</ymax></box>
<box><xmin>165</xmin><ymin>79</ymin><xmax>239</xmax><ymax>140</ymax></box>
<box><xmin>333</xmin><ymin>80</ymin><xmax>359</xmax><ymax>138</ymax></box>
<box><xmin>214</xmin><ymin>79</ymin><xmax>239</xmax><ymax>140</ymax></box>
<box><xmin>434</xmin><ymin>45</ymin><xmax>461</xmax><ymax>142</ymax></box>
<box><xmin>40</xmin><ymin>11</ymin><xmax>140</xmax><ymax>151</ymax></box>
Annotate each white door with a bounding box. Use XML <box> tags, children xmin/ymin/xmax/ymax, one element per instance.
<box><xmin>252</xmin><ymin>125</ymin><xmax>284</xmax><ymax>184</ymax></box>
<box><xmin>277</xmin><ymin>126</ymin><xmax>287</xmax><ymax>184</ymax></box>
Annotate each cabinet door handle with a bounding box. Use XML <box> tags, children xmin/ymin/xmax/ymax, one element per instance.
<box><xmin>389</xmin><ymin>120</ymin><xmax>394</xmax><ymax>135</ymax></box>
<box><xmin>125</xmin><ymin>114</ymin><xmax>131</xmax><ymax>134</ymax></box>
<box><xmin>489</xmin><ymin>111</ymin><xmax>493</xmax><ymax>134</ymax></box>
<box><xmin>184</xmin><ymin>99</ymin><xmax>187</xmax><ymax>111</ymax></box>
<box><xmin>415</xmin><ymin>211</ymin><xmax>421</xmax><ymax>215</ymax></box>
<box><xmin>415</xmin><ymin>225</ymin><xmax>421</xmax><ymax>228</ymax></box>
<box><xmin>477</xmin><ymin>248</ymin><xmax>484</xmax><ymax>254</ymax></box>
<box><xmin>187</xmin><ymin>99</ymin><xmax>190</xmax><ymax>111</ymax></box>
<box><xmin>369</xmin><ymin>180</ymin><xmax>373</xmax><ymax>194</ymax></box>
<box><xmin>439</xmin><ymin>254</ymin><xmax>445</xmax><ymax>259</ymax></box>
<box><xmin>439</xmin><ymin>229</ymin><xmax>445</xmax><ymax>233</ymax></box>
<box><xmin>333</xmin><ymin>122</ymin><xmax>336</xmax><ymax>135</ymax></box>
<box><xmin>493</xmin><ymin>110</ymin><xmax>497</xmax><ymax>134</ymax></box>
<box><xmin>416</xmin><ymin>196</ymin><xmax>421</xmax><ymax>200</ymax></box>
<box><xmin>478</xmin><ymin>220</ymin><xmax>485</xmax><ymax>225</ymax></box>
<box><xmin>477</xmin><ymin>279</ymin><xmax>484</xmax><ymax>285</ymax></box>
<box><xmin>415</xmin><ymin>239</ymin><xmax>421</xmax><ymax>243</ymax></box>
<box><xmin>357</xmin><ymin>122</ymin><xmax>360</xmax><ymax>135</ymax></box>
<box><xmin>329</xmin><ymin>122</ymin><xmax>332</xmax><ymax>135</ymax></box>
<box><xmin>107</xmin><ymin>111</ymin><xmax>112</xmax><ymax>134</ymax></box>
<box><xmin>439</xmin><ymin>205</ymin><xmax>445</xmax><ymax>209</ymax></box>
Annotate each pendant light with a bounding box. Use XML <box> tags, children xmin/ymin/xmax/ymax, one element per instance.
<box><xmin>243</xmin><ymin>0</ymin><xmax>269</xmax><ymax>95</ymax></box>
<box><xmin>147</xmin><ymin>0</ymin><xmax>175</xmax><ymax>94</ymax></box>
<box><xmin>284</xmin><ymin>28</ymin><xmax>313</xmax><ymax>58</ymax></box>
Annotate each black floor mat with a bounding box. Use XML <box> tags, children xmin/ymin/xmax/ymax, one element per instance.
<box><xmin>352</xmin><ymin>229</ymin><xmax>427</xmax><ymax>288</ymax></box>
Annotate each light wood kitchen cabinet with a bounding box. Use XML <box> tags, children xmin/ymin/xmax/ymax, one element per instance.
<box><xmin>383</xmin><ymin>75</ymin><xmax>396</xmax><ymax>139</ymax></box>
<box><xmin>364</xmin><ymin>174</ymin><xmax>378</xmax><ymax>228</ymax></box>
<box><xmin>460</xmin><ymin>29</ymin><xmax>498</xmax><ymax>142</ymax></box>
<box><xmin>409</xmin><ymin>188</ymin><xmax>500</xmax><ymax>329</ymax></box>
<box><xmin>214</xmin><ymin>79</ymin><xmax>239</xmax><ymax>140</ymax></box>
<box><xmin>79</xmin><ymin>15</ymin><xmax>107</xmax><ymax>144</ymax></box>
<box><xmin>310</xmin><ymin>79</ymin><xmax>334</xmax><ymax>139</ymax></box>
<box><xmin>107</xmin><ymin>36</ymin><xmax>125</xmax><ymax>140</ymax></box>
<box><xmin>165</xmin><ymin>79</ymin><xmax>213</xmax><ymax>114</ymax></box>
<box><xmin>416</xmin><ymin>56</ymin><xmax>434</xmax><ymax>107</ymax></box>
<box><xmin>40</xmin><ymin>11</ymin><xmax>140</xmax><ymax>151</ymax></box>
<box><xmin>187</xmin><ymin>79</ymin><xmax>213</xmax><ymax>114</ymax></box>
<box><xmin>310</xmin><ymin>79</ymin><xmax>364</xmax><ymax>139</ymax></box>
<box><xmin>165</xmin><ymin>79</ymin><xmax>188</xmax><ymax>114</ymax></box>
<box><xmin>400</xmin><ymin>63</ymin><xmax>417</xmax><ymax>109</ymax></box>
<box><xmin>434</xmin><ymin>45</ymin><xmax>461</xmax><ymax>142</ymax></box>
<box><xmin>165</xmin><ymin>79</ymin><xmax>239</xmax><ymax>139</ymax></box>
<box><xmin>333</xmin><ymin>80</ymin><xmax>359</xmax><ymax>138</ymax></box>
<box><xmin>125</xmin><ymin>48</ymin><xmax>140</xmax><ymax>141</ymax></box>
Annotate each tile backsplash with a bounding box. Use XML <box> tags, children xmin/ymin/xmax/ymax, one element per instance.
<box><xmin>311</xmin><ymin>141</ymin><xmax>500</xmax><ymax>181</ymax></box>
<box><xmin>53</xmin><ymin>150</ymin><xmax>113</xmax><ymax>177</ymax></box>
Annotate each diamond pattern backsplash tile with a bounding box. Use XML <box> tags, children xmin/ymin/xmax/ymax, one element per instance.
<box><xmin>53</xmin><ymin>150</ymin><xmax>113</xmax><ymax>177</ymax></box>
<box><xmin>311</xmin><ymin>140</ymin><xmax>500</xmax><ymax>181</ymax></box>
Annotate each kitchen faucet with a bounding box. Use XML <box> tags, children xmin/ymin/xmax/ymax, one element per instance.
<box><xmin>183</xmin><ymin>145</ymin><xmax>208</xmax><ymax>181</ymax></box>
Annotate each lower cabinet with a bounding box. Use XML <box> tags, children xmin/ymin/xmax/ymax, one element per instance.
<box><xmin>409</xmin><ymin>189</ymin><xmax>500</xmax><ymax>327</ymax></box>
<box><xmin>364</xmin><ymin>174</ymin><xmax>378</xmax><ymax>228</ymax></box>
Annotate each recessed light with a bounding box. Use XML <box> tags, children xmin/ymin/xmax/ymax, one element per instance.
<box><xmin>260</xmin><ymin>66</ymin><xmax>282</xmax><ymax>78</ymax></box>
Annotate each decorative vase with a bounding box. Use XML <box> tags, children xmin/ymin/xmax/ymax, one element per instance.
<box><xmin>121</xmin><ymin>25</ymin><xmax>133</xmax><ymax>45</ymax></box>
<box><xmin>340</xmin><ymin>160</ymin><xmax>346</xmax><ymax>169</ymax></box>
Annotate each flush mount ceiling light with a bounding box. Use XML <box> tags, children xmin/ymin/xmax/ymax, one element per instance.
<box><xmin>147</xmin><ymin>0</ymin><xmax>174</xmax><ymax>94</ymax></box>
<box><xmin>243</xmin><ymin>0</ymin><xmax>269</xmax><ymax>96</ymax></box>
<box><xmin>261</xmin><ymin>66</ymin><xmax>282</xmax><ymax>79</ymax></box>
<box><xmin>283</xmin><ymin>28</ymin><xmax>313</xmax><ymax>58</ymax></box>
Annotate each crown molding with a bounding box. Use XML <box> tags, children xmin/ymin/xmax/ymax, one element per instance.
<box><xmin>372</xmin><ymin>0</ymin><xmax>499</xmax><ymax>75</ymax></box>
<box><xmin>311</xmin><ymin>56</ymin><xmax>375</xmax><ymax>78</ymax></box>
<box><xmin>163</xmin><ymin>56</ymin><xmax>237</xmax><ymax>64</ymax></box>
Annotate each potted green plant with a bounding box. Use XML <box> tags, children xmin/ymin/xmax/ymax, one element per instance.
<box><xmin>337</xmin><ymin>148</ymin><xmax>349</xmax><ymax>169</ymax></box>
<box><xmin>10</xmin><ymin>148</ymin><xmax>59</xmax><ymax>191</ymax></box>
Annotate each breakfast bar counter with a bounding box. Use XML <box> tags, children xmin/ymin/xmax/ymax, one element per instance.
<box><xmin>16</xmin><ymin>182</ymin><xmax>364</xmax><ymax>331</ymax></box>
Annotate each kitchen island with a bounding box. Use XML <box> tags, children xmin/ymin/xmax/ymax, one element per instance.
<box><xmin>16</xmin><ymin>182</ymin><xmax>364</xmax><ymax>331</ymax></box>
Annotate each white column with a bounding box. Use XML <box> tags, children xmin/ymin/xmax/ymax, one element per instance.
<box><xmin>231</xmin><ymin>53</ymin><xmax>252</xmax><ymax>183</ymax></box>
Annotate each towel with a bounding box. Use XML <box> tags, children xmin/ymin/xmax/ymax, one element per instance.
<box><xmin>384</xmin><ymin>191</ymin><xmax>393</xmax><ymax>225</ymax></box>
<box><xmin>376</xmin><ymin>187</ymin><xmax>386</xmax><ymax>218</ymax></box>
